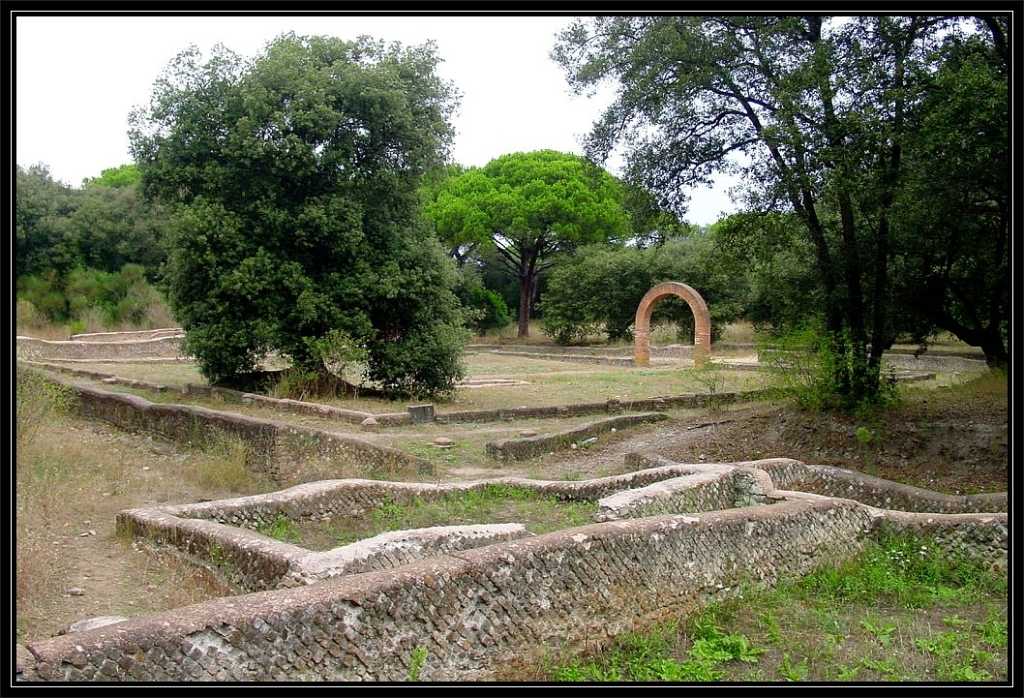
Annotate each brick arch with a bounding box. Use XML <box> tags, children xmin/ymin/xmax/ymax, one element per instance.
<box><xmin>634</xmin><ymin>282</ymin><xmax>711</xmax><ymax>367</ymax></box>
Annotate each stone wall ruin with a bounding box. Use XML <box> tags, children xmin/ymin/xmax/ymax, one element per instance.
<box><xmin>17</xmin><ymin>455</ymin><xmax>1007</xmax><ymax>683</ymax></box>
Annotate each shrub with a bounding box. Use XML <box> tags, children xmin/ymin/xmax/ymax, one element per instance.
<box><xmin>760</xmin><ymin>324</ymin><xmax>899</xmax><ymax>413</ymax></box>
<box><xmin>456</xmin><ymin>273</ymin><xmax>511</xmax><ymax>335</ymax></box>
<box><xmin>15</xmin><ymin>299</ymin><xmax>44</xmax><ymax>333</ymax></box>
<box><xmin>17</xmin><ymin>264</ymin><xmax>176</xmax><ymax>331</ymax></box>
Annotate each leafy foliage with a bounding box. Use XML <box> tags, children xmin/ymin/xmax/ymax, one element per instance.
<box><xmin>82</xmin><ymin>164</ymin><xmax>141</xmax><ymax>189</ymax></box>
<box><xmin>453</xmin><ymin>266</ymin><xmax>511</xmax><ymax>334</ymax></box>
<box><xmin>889</xmin><ymin>33</ymin><xmax>1008</xmax><ymax>366</ymax></box>
<box><xmin>16</xmin><ymin>264</ymin><xmax>171</xmax><ymax>328</ymax></box>
<box><xmin>15</xmin><ymin>164</ymin><xmax>79</xmax><ymax>278</ymax></box>
<box><xmin>711</xmin><ymin>212</ymin><xmax>821</xmax><ymax>334</ymax></box>
<box><xmin>16</xmin><ymin>163</ymin><xmax>172</xmax><ymax>282</ymax></box>
<box><xmin>129</xmin><ymin>34</ymin><xmax>467</xmax><ymax>395</ymax></box>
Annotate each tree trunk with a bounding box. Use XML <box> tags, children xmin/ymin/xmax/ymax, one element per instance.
<box><xmin>517</xmin><ymin>275</ymin><xmax>532</xmax><ymax>337</ymax></box>
<box><xmin>981</xmin><ymin>335</ymin><xmax>1008</xmax><ymax>370</ymax></box>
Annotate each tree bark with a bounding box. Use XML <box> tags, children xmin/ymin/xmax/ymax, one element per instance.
<box><xmin>517</xmin><ymin>274</ymin><xmax>533</xmax><ymax>337</ymax></box>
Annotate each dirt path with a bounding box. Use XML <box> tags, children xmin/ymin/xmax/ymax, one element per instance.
<box><xmin>17</xmin><ymin>419</ymin><xmax>246</xmax><ymax>642</ymax></box>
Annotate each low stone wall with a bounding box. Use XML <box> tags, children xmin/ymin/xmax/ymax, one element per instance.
<box><xmin>122</xmin><ymin>463</ymin><xmax>726</xmax><ymax>531</ymax></box>
<box><xmin>485</xmin><ymin>413</ymin><xmax>669</xmax><ymax>461</ymax></box>
<box><xmin>17</xmin><ymin>334</ymin><xmax>186</xmax><ymax>361</ymax></box>
<box><xmin>882</xmin><ymin>353</ymin><xmax>989</xmax><ymax>373</ymax></box>
<box><xmin>596</xmin><ymin>466</ymin><xmax>778</xmax><ymax>521</ymax></box>
<box><xmin>69</xmin><ymin>327</ymin><xmax>184</xmax><ymax>342</ymax></box>
<box><xmin>25</xmin><ymin>368</ymin><xmax>430</xmax><ymax>482</ymax></box>
<box><xmin>466</xmin><ymin>342</ymin><xmax>754</xmax><ymax>358</ymax></box>
<box><xmin>480</xmin><ymin>349</ymin><xmax>638</xmax><ymax>366</ymax></box>
<box><xmin>238</xmin><ymin>394</ymin><xmax>374</xmax><ymax>425</ymax></box>
<box><xmin>758</xmin><ymin>348</ymin><xmax>988</xmax><ymax>374</ymax></box>
<box><xmin>116</xmin><ymin>460</ymin><xmax>798</xmax><ymax>594</ymax></box>
<box><xmin>21</xmin><ymin>361</ymin><xmax>770</xmax><ymax>429</ymax></box>
<box><xmin>755</xmin><ymin>461</ymin><xmax>1008</xmax><ymax>514</ymax></box>
<box><xmin>19</xmin><ymin>493</ymin><xmax>1006</xmax><ymax>682</ymax></box>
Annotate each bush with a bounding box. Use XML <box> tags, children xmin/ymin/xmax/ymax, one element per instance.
<box><xmin>15</xmin><ymin>299</ymin><xmax>45</xmax><ymax>333</ymax></box>
<box><xmin>760</xmin><ymin>324</ymin><xmax>899</xmax><ymax>413</ymax></box>
<box><xmin>17</xmin><ymin>264</ymin><xmax>176</xmax><ymax>332</ymax></box>
<box><xmin>454</xmin><ymin>268</ymin><xmax>511</xmax><ymax>335</ymax></box>
<box><xmin>16</xmin><ymin>273</ymin><xmax>68</xmax><ymax>322</ymax></box>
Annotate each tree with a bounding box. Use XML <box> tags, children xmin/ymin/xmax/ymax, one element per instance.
<box><xmin>68</xmin><ymin>180</ymin><xmax>171</xmax><ymax>279</ymax></box>
<box><xmin>711</xmin><ymin>212</ymin><xmax>821</xmax><ymax>334</ymax></box>
<box><xmin>621</xmin><ymin>183</ymin><xmax>698</xmax><ymax>248</ymax></box>
<box><xmin>82</xmin><ymin>164</ymin><xmax>141</xmax><ymax>189</ymax></box>
<box><xmin>424</xmin><ymin>150</ymin><xmax>631</xmax><ymax>337</ymax></box>
<box><xmin>889</xmin><ymin>30</ymin><xmax>1008</xmax><ymax>367</ymax></box>
<box><xmin>15</xmin><ymin>164</ymin><xmax>79</xmax><ymax>278</ymax></box>
<box><xmin>129</xmin><ymin>34</ymin><xmax>467</xmax><ymax>395</ymax></box>
<box><xmin>555</xmin><ymin>16</ymin><xmax>999</xmax><ymax>407</ymax></box>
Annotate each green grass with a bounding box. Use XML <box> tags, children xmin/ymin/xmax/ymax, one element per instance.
<box><xmin>797</xmin><ymin>532</ymin><xmax>1006</xmax><ymax>608</ymax></box>
<box><xmin>533</xmin><ymin>533</ymin><xmax>1006</xmax><ymax>683</ymax></box>
<box><xmin>276</xmin><ymin>484</ymin><xmax>599</xmax><ymax>550</ymax></box>
<box><xmin>257</xmin><ymin>514</ymin><xmax>302</xmax><ymax>544</ymax></box>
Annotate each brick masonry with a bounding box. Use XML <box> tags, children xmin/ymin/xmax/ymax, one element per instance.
<box><xmin>24</xmin><ymin>359</ymin><xmax>770</xmax><ymax>428</ymax></box>
<box><xmin>69</xmin><ymin>328</ymin><xmax>185</xmax><ymax>342</ymax></box>
<box><xmin>16</xmin><ymin>454</ymin><xmax>1006</xmax><ymax>683</ymax></box>
<box><xmin>19</xmin><ymin>493</ymin><xmax>1005</xmax><ymax>682</ymax></box>
<box><xmin>23</xmin><ymin>367</ymin><xmax>431</xmax><ymax>482</ymax></box>
<box><xmin>485</xmin><ymin>413</ymin><xmax>669</xmax><ymax>461</ymax></box>
<box><xmin>634</xmin><ymin>282</ymin><xmax>712</xmax><ymax>367</ymax></box>
<box><xmin>17</xmin><ymin>334</ymin><xmax>186</xmax><ymax>361</ymax></box>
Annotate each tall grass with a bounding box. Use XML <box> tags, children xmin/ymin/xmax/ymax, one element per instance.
<box><xmin>15</xmin><ymin>368</ymin><xmax>77</xmax><ymax>628</ymax></box>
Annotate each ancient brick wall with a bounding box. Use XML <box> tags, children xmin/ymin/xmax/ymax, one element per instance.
<box><xmin>69</xmin><ymin>328</ymin><xmax>184</xmax><ymax>342</ymax></box>
<box><xmin>21</xmin><ymin>497</ymin><xmax>1006</xmax><ymax>682</ymax></box>
<box><xmin>26</xmin><ymin>368</ymin><xmax>429</xmax><ymax>481</ymax></box>
<box><xmin>16</xmin><ymin>334</ymin><xmax>185</xmax><ymax>361</ymax></box>
<box><xmin>485</xmin><ymin>413</ymin><xmax>669</xmax><ymax>460</ymax></box>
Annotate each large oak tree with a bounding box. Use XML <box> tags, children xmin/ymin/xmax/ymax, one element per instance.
<box><xmin>130</xmin><ymin>34</ymin><xmax>468</xmax><ymax>395</ymax></box>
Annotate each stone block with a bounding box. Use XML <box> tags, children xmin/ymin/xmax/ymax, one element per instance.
<box><xmin>407</xmin><ymin>404</ymin><xmax>435</xmax><ymax>424</ymax></box>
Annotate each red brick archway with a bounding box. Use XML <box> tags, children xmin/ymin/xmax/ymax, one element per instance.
<box><xmin>634</xmin><ymin>282</ymin><xmax>711</xmax><ymax>367</ymax></box>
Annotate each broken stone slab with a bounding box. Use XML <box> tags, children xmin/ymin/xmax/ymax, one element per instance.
<box><xmin>58</xmin><ymin>615</ymin><xmax>129</xmax><ymax>636</ymax></box>
<box><xmin>360</xmin><ymin>417</ymin><xmax>379</xmax><ymax>432</ymax></box>
<box><xmin>292</xmin><ymin>524</ymin><xmax>531</xmax><ymax>582</ymax></box>
<box><xmin>433</xmin><ymin>437</ymin><xmax>455</xmax><ymax>448</ymax></box>
<box><xmin>407</xmin><ymin>404</ymin><xmax>435</xmax><ymax>424</ymax></box>
<box><xmin>16</xmin><ymin>644</ymin><xmax>33</xmax><ymax>675</ymax></box>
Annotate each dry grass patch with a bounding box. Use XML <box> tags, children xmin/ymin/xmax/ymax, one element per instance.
<box><xmin>15</xmin><ymin>366</ymin><xmax>268</xmax><ymax>641</ymax></box>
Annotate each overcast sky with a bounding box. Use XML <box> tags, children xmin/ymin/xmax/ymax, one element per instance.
<box><xmin>16</xmin><ymin>15</ymin><xmax>739</xmax><ymax>224</ymax></box>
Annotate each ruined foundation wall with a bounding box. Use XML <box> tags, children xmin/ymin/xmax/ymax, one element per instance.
<box><xmin>20</xmin><ymin>497</ymin><xmax>1006</xmax><ymax>682</ymax></box>
<box><xmin>17</xmin><ymin>334</ymin><xmax>185</xmax><ymax>361</ymax></box>
<box><xmin>69</xmin><ymin>328</ymin><xmax>184</xmax><ymax>342</ymax></box>
<box><xmin>485</xmin><ymin>413</ymin><xmax>669</xmax><ymax>461</ymax></box>
<box><xmin>22</xmin><ymin>499</ymin><xmax>882</xmax><ymax>682</ymax></box>
<box><xmin>27</xmin><ymin>368</ymin><xmax>429</xmax><ymax>481</ymax></box>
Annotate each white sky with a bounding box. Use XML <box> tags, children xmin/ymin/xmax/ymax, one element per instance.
<box><xmin>15</xmin><ymin>15</ymin><xmax>739</xmax><ymax>225</ymax></box>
